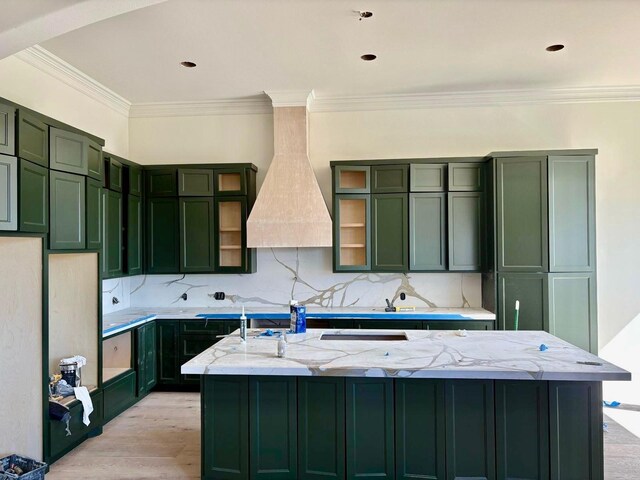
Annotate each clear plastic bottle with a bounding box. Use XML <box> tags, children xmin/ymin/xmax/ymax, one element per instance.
<box><xmin>277</xmin><ymin>332</ymin><xmax>287</xmax><ymax>358</ymax></box>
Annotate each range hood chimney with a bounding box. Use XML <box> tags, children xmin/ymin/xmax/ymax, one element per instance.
<box><xmin>246</xmin><ymin>91</ymin><xmax>332</xmax><ymax>248</ymax></box>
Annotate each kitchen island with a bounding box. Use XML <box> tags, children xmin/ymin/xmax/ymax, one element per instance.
<box><xmin>184</xmin><ymin>329</ymin><xmax>629</xmax><ymax>480</ymax></box>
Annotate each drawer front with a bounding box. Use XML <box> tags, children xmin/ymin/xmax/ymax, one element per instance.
<box><xmin>354</xmin><ymin>320</ymin><xmax>423</xmax><ymax>330</ymax></box>
<box><xmin>424</xmin><ymin>320</ymin><xmax>494</xmax><ymax>331</ymax></box>
<box><xmin>104</xmin><ymin>370</ymin><xmax>136</xmax><ymax>422</ymax></box>
<box><xmin>180</xmin><ymin>319</ymin><xmax>225</xmax><ymax>335</ymax></box>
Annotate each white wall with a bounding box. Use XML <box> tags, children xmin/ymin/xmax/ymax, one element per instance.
<box><xmin>0</xmin><ymin>55</ymin><xmax>129</xmax><ymax>157</ymax></box>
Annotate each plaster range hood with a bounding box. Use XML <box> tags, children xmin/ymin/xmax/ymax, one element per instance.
<box><xmin>246</xmin><ymin>91</ymin><xmax>332</xmax><ymax>248</ymax></box>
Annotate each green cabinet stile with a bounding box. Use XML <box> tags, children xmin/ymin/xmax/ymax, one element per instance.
<box><xmin>298</xmin><ymin>377</ymin><xmax>346</xmax><ymax>480</ymax></box>
<box><xmin>346</xmin><ymin>378</ymin><xmax>394</xmax><ymax>480</ymax></box>
<box><xmin>146</xmin><ymin>197</ymin><xmax>179</xmax><ymax>273</ymax></box>
<box><xmin>86</xmin><ymin>177</ymin><xmax>103</xmax><ymax>250</ymax></box>
<box><xmin>180</xmin><ymin>197</ymin><xmax>216</xmax><ymax>272</ymax></box>
<box><xmin>250</xmin><ymin>377</ymin><xmax>298</xmax><ymax>480</ymax></box>
<box><xmin>19</xmin><ymin>159</ymin><xmax>48</xmax><ymax>233</ymax></box>
<box><xmin>395</xmin><ymin>379</ymin><xmax>446</xmax><ymax>480</ymax></box>
<box><xmin>0</xmin><ymin>155</ymin><xmax>17</xmax><ymax>231</ymax></box>
<box><xmin>0</xmin><ymin>104</ymin><xmax>15</xmax><ymax>156</ymax></box>
<box><xmin>106</xmin><ymin>190</ymin><xmax>123</xmax><ymax>277</ymax></box>
<box><xmin>50</xmin><ymin>170</ymin><xmax>86</xmax><ymax>249</ymax></box>
<box><xmin>448</xmin><ymin>192</ymin><xmax>482</xmax><ymax>271</ymax></box>
<box><xmin>17</xmin><ymin>111</ymin><xmax>48</xmax><ymax>167</ymax></box>
<box><xmin>202</xmin><ymin>376</ymin><xmax>249</xmax><ymax>480</ymax></box>
<box><xmin>445</xmin><ymin>380</ymin><xmax>495</xmax><ymax>480</ymax></box>
<box><xmin>495</xmin><ymin>381</ymin><xmax>549</xmax><ymax>480</ymax></box>
<box><xmin>496</xmin><ymin>156</ymin><xmax>548</xmax><ymax>272</ymax></box>
<box><xmin>49</xmin><ymin>127</ymin><xmax>88</xmax><ymax>175</ymax></box>
<box><xmin>127</xmin><ymin>195</ymin><xmax>143</xmax><ymax>275</ymax></box>
<box><xmin>156</xmin><ymin>320</ymin><xmax>180</xmax><ymax>385</ymax></box>
<box><xmin>409</xmin><ymin>193</ymin><xmax>446</xmax><ymax>271</ymax></box>
<box><xmin>372</xmin><ymin>193</ymin><xmax>408</xmax><ymax>271</ymax></box>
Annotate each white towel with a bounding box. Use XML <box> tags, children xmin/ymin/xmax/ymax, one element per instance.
<box><xmin>61</xmin><ymin>355</ymin><xmax>87</xmax><ymax>368</ymax></box>
<box><xmin>73</xmin><ymin>386</ymin><xmax>94</xmax><ymax>426</ymax></box>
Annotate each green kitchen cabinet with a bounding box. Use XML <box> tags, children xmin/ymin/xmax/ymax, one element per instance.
<box><xmin>249</xmin><ymin>376</ymin><xmax>298</xmax><ymax>480</ymax></box>
<box><xmin>448</xmin><ymin>192</ymin><xmax>482</xmax><ymax>271</ymax></box>
<box><xmin>179</xmin><ymin>168</ymin><xmax>214</xmax><ymax>196</ymax></box>
<box><xmin>372</xmin><ymin>164</ymin><xmax>408</xmax><ymax>193</ymax></box>
<box><xmin>214</xmin><ymin>168</ymin><xmax>247</xmax><ymax>196</ymax></box>
<box><xmin>181</xmin><ymin>335</ymin><xmax>219</xmax><ymax>385</ymax></box>
<box><xmin>346</xmin><ymin>378</ymin><xmax>394</xmax><ymax>480</ymax></box>
<box><xmin>549</xmin><ymin>381</ymin><xmax>603</xmax><ymax>480</ymax></box>
<box><xmin>409</xmin><ymin>193</ymin><xmax>446</xmax><ymax>271</ymax></box>
<box><xmin>410</xmin><ymin>164</ymin><xmax>446</xmax><ymax>192</ymax></box>
<box><xmin>334</xmin><ymin>165</ymin><xmax>370</xmax><ymax>194</ymax></box>
<box><xmin>146</xmin><ymin>197</ymin><xmax>179</xmax><ymax>273</ymax></box>
<box><xmin>87</xmin><ymin>140</ymin><xmax>103</xmax><ymax>181</ymax></box>
<box><xmin>49</xmin><ymin>126</ymin><xmax>88</xmax><ymax>175</ymax></box>
<box><xmin>49</xmin><ymin>170</ymin><xmax>86</xmax><ymax>249</ymax></box>
<box><xmin>215</xmin><ymin>196</ymin><xmax>252</xmax><ymax>273</ymax></box>
<box><xmin>548</xmin><ymin>272</ymin><xmax>597</xmax><ymax>353</ymax></box>
<box><xmin>202</xmin><ymin>376</ymin><xmax>249</xmax><ymax>480</ymax></box>
<box><xmin>498</xmin><ymin>273</ymin><xmax>547</xmax><ymax>331</ymax></box>
<box><xmin>334</xmin><ymin>194</ymin><xmax>371</xmax><ymax>272</ymax></box>
<box><xmin>496</xmin><ymin>156</ymin><xmax>548</xmax><ymax>272</ymax></box>
<box><xmin>137</xmin><ymin>322</ymin><xmax>157</xmax><ymax>396</ymax></box>
<box><xmin>372</xmin><ymin>193</ymin><xmax>408</xmax><ymax>271</ymax></box>
<box><xmin>495</xmin><ymin>381</ymin><xmax>549</xmax><ymax>480</ymax></box>
<box><xmin>126</xmin><ymin>194</ymin><xmax>143</xmax><ymax>275</ymax></box>
<box><xmin>156</xmin><ymin>320</ymin><xmax>181</xmax><ymax>385</ymax></box>
<box><xmin>105</xmin><ymin>190</ymin><xmax>123</xmax><ymax>277</ymax></box>
<box><xmin>548</xmin><ymin>155</ymin><xmax>596</xmax><ymax>272</ymax></box>
<box><xmin>448</xmin><ymin>163</ymin><xmax>483</xmax><ymax>191</ymax></box>
<box><xmin>103</xmin><ymin>369</ymin><xmax>137</xmax><ymax>423</ymax></box>
<box><xmin>146</xmin><ymin>168</ymin><xmax>177</xmax><ymax>197</ymax></box>
<box><xmin>0</xmin><ymin>155</ymin><xmax>17</xmax><ymax>231</ymax></box>
<box><xmin>180</xmin><ymin>197</ymin><xmax>216</xmax><ymax>272</ymax></box>
<box><xmin>19</xmin><ymin>159</ymin><xmax>48</xmax><ymax>233</ymax></box>
<box><xmin>445</xmin><ymin>379</ymin><xmax>495</xmax><ymax>480</ymax></box>
<box><xmin>127</xmin><ymin>165</ymin><xmax>143</xmax><ymax>197</ymax></box>
<box><xmin>298</xmin><ymin>377</ymin><xmax>346</xmax><ymax>480</ymax></box>
<box><xmin>395</xmin><ymin>379</ymin><xmax>445</xmax><ymax>480</ymax></box>
<box><xmin>107</xmin><ymin>156</ymin><xmax>123</xmax><ymax>192</ymax></box>
<box><xmin>86</xmin><ymin>177</ymin><xmax>103</xmax><ymax>250</ymax></box>
<box><xmin>181</xmin><ymin>319</ymin><xmax>226</xmax><ymax>336</ymax></box>
<box><xmin>17</xmin><ymin>111</ymin><xmax>48</xmax><ymax>167</ymax></box>
<box><xmin>354</xmin><ymin>320</ymin><xmax>423</xmax><ymax>330</ymax></box>
<box><xmin>424</xmin><ymin>320</ymin><xmax>494</xmax><ymax>331</ymax></box>
<box><xmin>0</xmin><ymin>103</ymin><xmax>15</xmax><ymax>156</ymax></box>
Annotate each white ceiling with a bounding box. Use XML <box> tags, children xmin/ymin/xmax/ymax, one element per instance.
<box><xmin>39</xmin><ymin>0</ymin><xmax>640</xmax><ymax>103</ymax></box>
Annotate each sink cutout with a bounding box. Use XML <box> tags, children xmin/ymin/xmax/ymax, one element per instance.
<box><xmin>320</xmin><ymin>332</ymin><xmax>408</xmax><ymax>341</ymax></box>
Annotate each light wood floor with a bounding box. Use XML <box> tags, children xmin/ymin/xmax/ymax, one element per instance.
<box><xmin>47</xmin><ymin>392</ymin><xmax>639</xmax><ymax>479</ymax></box>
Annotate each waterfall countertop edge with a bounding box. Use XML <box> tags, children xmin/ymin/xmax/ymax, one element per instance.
<box><xmin>102</xmin><ymin>306</ymin><xmax>495</xmax><ymax>338</ymax></box>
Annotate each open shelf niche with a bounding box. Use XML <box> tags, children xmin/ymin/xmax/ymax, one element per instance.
<box><xmin>338</xmin><ymin>197</ymin><xmax>367</xmax><ymax>266</ymax></box>
<box><xmin>102</xmin><ymin>331</ymin><xmax>133</xmax><ymax>383</ymax></box>
<box><xmin>219</xmin><ymin>200</ymin><xmax>242</xmax><ymax>266</ymax></box>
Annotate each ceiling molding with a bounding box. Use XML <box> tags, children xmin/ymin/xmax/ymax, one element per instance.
<box><xmin>129</xmin><ymin>98</ymin><xmax>272</xmax><ymax>117</ymax></box>
<box><xmin>308</xmin><ymin>85</ymin><xmax>640</xmax><ymax>113</ymax></box>
<box><xmin>264</xmin><ymin>90</ymin><xmax>313</xmax><ymax>108</ymax></box>
<box><xmin>15</xmin><ymin>45</ymin><xmax>131</xmax><ymax>116</ymax></box>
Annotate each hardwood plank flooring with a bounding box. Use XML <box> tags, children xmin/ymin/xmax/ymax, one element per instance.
<box><xmin>47</xmin><ymin>393</ymin><xmax>639</xmax><ymax>479</ymax></box>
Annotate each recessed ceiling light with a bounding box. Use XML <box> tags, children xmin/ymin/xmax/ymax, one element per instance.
<box><xmin>361</xmin><ymin>54</ymin><xmax>377</xmax><ymax>61</ymax></box>
<box><xmin>180</xmin><ymin>61</ymin><xmax>197</xmax><ymax>68</ymax></box>
<box><xmin>546</xmin><ymin>44</ymin><xmax>565</xmax><ymax>52</ymax></box>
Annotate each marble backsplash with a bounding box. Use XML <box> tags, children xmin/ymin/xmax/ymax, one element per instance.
<box><xmin>103</xmin><ymin>248</ymin><xmax>482</xmax><ymax>315</ymax></box>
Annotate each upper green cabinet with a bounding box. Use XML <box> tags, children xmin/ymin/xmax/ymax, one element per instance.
<box><xmin>372</xmin><ymin>193</ymin><xmax>408</xmax><ymax>271</ymax></box>
<box><xmin>105</xmin><ymin>190</ymin><xmax>123</xmax><ymax>277</ymax></box>
<box><xmin>179</xmin><ymin>197</ymin><xmax>216</xmax><ymax>272</ymax></box>
<box><xmin>127</xmin><ymin>165</ymin><xmax>143</xmax><ymax>197</ymax></box>
<box><xmin>334</xmin><ymin>166</ymin><xmax>370</xmax><ymax>194</ymax></box>
<box><xmin>448</xmin><ymin>163</ymin><xmax>483</xmax><ymax>191</ymax></box>
<box><xmin>214</xmin><ymin>168</ymin><xmax>247</xmax><ymax>196</ymax></box>
<box><xmin>179</xmin><ymin>168</ymin><xmax>214</xmax><ymax>196</ymax></box>
<box><xmin>106</xmin><ymin>156</ymin><xmax>123</xmax><ymax>192</ymax></box>
<box><xmin>50</xmin><ymin>170</ymin><xmax>86</xmax><ymax>249</ymax></box>
<box><xmin>0</xmin><ymin>104</ymin><xmax>16</xmax><ymax>156</ymax></box>
<box><xmin>0</xmin><ymin>155</ymin><xmax>18</xmax><ymax>231</ymax></box>
<box><xmin>146</xmin><ymin>197</ymin><xmax>179</xmax><ymax>273</ymax></box>
<box><xmin>87</xmin><ymin>140</ymin><xmax>103</xmax><ymax>181</ymax></box>
<box><xmin>372</xmin><ymin>165</ymin><xmax>408</xmax><ymax>193</ymax></box>
<box><xmin>17</xmin><ymin>111</ymin><xmax>48</xmax><ymax>167</ymax></box>
<box><xmin>410</xmin><ymin>164</ymin><xmax>446</xmax><ymax>192</ymax></box>
<box><xmin>86</xmin><ymin>177</ymin><xmax>103</xmax><ymax>250</ymax></box>
<box><xmin>126</xmin><ymin>195</ymin><xmax>143</xmax><ymax>275</ymax></box>
<box><xmin>19</xmin><ymin>159</ymin><xmax>48</xmax><ymax>233</ymax></box>
<box><xmin>146</xmin><ymin>168</ymin><xmax>177</xmax><ymax>197</ymax></box>
<box><xmin>496</xmin><ymin>156</ymin><xmax>548</xmax><ymax>272</ymax></box>
<box><xmin>409</xmin><ymin>193</ymin><xmax>446</xmax><ymax>271</ymax></box>
<box><xmin>448</xmin><ymin>192</ymin><xmax>482</xmax><ymax>271</ymax></box>
<box><xmin>49</xmin><ymin>127</ymin><xmax>88</xmax><ymax>176</ymax></box>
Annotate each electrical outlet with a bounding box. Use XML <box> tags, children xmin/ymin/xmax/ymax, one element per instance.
<box><xmin>213</xmin><ymin>292</ymin><xmax>225</xmax><ymax>300</ymax></box>
<box><xmin>400</xmin><ymin>292</ymin><xmax>406</xmax><ymax>301</ymax></box>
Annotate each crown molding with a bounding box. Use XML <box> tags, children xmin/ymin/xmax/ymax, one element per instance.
<box><xmin>129</xmin><ymin>97</ymin><xmax>272</xmax><ymax>117</ymax></box>
<box><xmin>308</xmin><ymin>85</ymin><xmax>640</xmax><ymax>113</ymax></box>
<box><xmin>264</xmin><ymin>90</ymin><xmax>313</xmax><ymax>108</ymax></box>
<box><xmin>15</xmin><ymin>45</ymin><xmax>131</xmax><ymax>117</ymax></box>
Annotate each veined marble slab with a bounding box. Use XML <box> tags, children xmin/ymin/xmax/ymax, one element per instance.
<box><xmin>181</xmin><ymin>329</ymin><xmax>631</xmax><ymax>381</ymax></box>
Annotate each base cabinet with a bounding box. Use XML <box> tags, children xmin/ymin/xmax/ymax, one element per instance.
<box><xmin>137</xmin><ymin>322</ymin><xmax>157</xmax><ymax>396</ymax></box>
<box><xmin>103</xmin><ymin>370</ymin><xmax>136</xmax><ymax>423</ymax></box>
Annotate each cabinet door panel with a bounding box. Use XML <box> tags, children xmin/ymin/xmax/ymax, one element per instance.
<box><xmin>86</xmin><ymin>177</ymin><xmax>103</xmax><ymax>249</ymax></box>
<box><xmin>410</xmin><ymin>164</ymin><xmax>446</xmax><ymax>192</ymax></box>
<box><xmin>372</xmin><ymin>165</ymin><xmax>408</xmax><ymax>193</ymax></box>
<box><xmin>146</xmin><ymin>168</ymin><xmax>177</xmax><ymax>197</ymax></box>
<box><xmin>136</xmin><ymin>325</ymin><xmax>147</xmax><ymax>396</ymax></box>
<box><xmin>144</xmin><ymin>322</ymin><xmax>157</xmax><ymax>391</ymax></box>
<box><xmin>496</xmin><ymin>157</ymin><xmax>548</xmax><ymax>272</ymax></box>
<box><xmin>448</xmin><ymin>192</ymin><xmax>482</xmax><ymax>271</ymax></box>
<box><xmin>127</xmin><ymin>165</ymin><xmax>142</xmax><ymax>197</ymax></box>
<box><xmin>410</xmin><ymin>193</ymin><xmax>446</xmax><ymax>271</ymax></box>
<box><xmin>0</xmin><ymin>104</ymin><xmax>15</xmax><ymax>156</ymax></box>
<box><xmin>146</xmin><ymin>197</ymin><xmax>179</xmax><ymax>273</ymax></box>
<box><xmin>180</xmin><ymin>197</ymin><xmax>215</xmax><ymax>272</ymax></box>
<box><xmin>50</xmin><ymin>170</ymin><xmax>86</xmax><ymax>249</ymax></box>
<box><xmin>49</xmin><ymin>127</ymin><xmax>88</xmax><ymax>175</ymax></box>
<box><xmin>17</xmin><ymin>111</ymin><xmax>48</xmax><ymax>166</ymax></box>
<box><xmin>106</xmin><ymin>190</ymin><xmax>123</xmax><ymax>276</ymax></box>
<box><xmin>107</xmin><ymin>157</ymin><xmax>123</xmax><ymax>192</ymax></box>
<box><xmin>448</xmin><ymin>163</ymin><xmax>483</xmax><ymax>191</ymax></box>
<box><xmin>0</xmin><ymin>155</ymin><xmax>17</xmax><ymax>231</ymax></box>
<box><xmin>498</xmin><ymin>273</ymin><xmax>547</xmax><ymax>331</ymax></box>
<box><xmin>126</xmin><ymin>195</ymin><xmax>143</xmax><ymax>274</ymax></box>
<box><xmin>156</xmin><ymin>321</ymin><xmax>180</xmax><ymax>385</ymax></box>
<box><xmin>179</xmin><ymin>168</ymin><xmax>214</xmax><ymax>196</ymax></box>
<box><xmin>87</xmin><ymin>140</ymin><xmax>103</xmax><ymax>181</ymax></box>
<box><xmin>548</xmin><ymin>155</ymin><xmax>596</xmax><ymax>272</ymax></box>
<box><xmin>20</xmin><ymin>159</ymin><xmax>49</xmax><ymax>233</ymax></box>
<box><xmin>372</xmin><ymin>193</ymin><xmax>408</xmax><ymax>271</ymax></box>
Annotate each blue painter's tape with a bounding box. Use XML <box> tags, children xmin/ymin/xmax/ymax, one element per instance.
<box><xmin>195</xmin><ymin>312</ymin><xmax>471</xmax><ymax>320</ymax></box>
<box><xmin>103</xmin><ymin>314</ymin><xmax>156</xmax><ymax>336</ymax></box>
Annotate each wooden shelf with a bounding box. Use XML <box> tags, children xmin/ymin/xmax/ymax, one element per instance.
<box><xmin>340</xmin><ymin>223</ymin><xmax>366</xmax><ymax>228</ymax></box>
<box><xmin>341</xmin><ymin>244</ymin><xmax>366</xmax><ymax>248</ymax></box>
<box><xmin>220</xmin><ymin>245</ymin><xmax>242</xmax><ymax>250</ymax></box>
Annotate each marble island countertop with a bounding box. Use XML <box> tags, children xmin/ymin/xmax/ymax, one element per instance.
<box><xmin>181</xmin><ymin>328</ymin><xmax>631</xmax><ymax>381</ymax></box>
<box><xmin>102</xmin><ymin>306</ymin><xmax>495</xmax><ymax>338</ymax></box>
